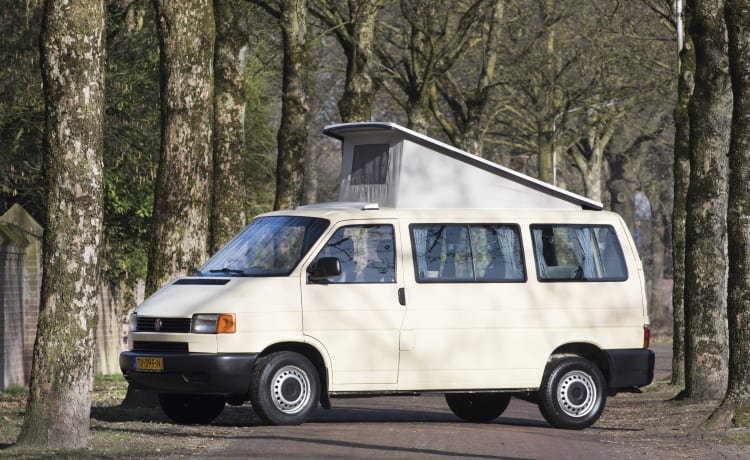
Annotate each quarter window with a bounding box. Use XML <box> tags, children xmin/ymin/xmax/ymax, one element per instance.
<box><xmin>531</xmin><ymin>224</ymin><xmax>628</xmax><ymax>281</ymax></box>
<box><xmin>411</xmin><ymin>224</ymin><xmax>525</xmax><ymax>282</ymax></box>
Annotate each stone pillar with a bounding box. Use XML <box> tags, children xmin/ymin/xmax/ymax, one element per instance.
<box><xmin>0</xmin><ymin>204</ymin><xmax>43</xmax><ymax>389</ymax></box>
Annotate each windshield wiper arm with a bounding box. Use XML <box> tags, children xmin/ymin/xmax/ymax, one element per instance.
<box><xmin>208</xmin><ymin>267</ymin><xmax>247</xmax><ymax>275</ymax></box>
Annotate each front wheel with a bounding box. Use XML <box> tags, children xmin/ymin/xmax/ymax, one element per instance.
<box><xmin>158</xmin><ymin>394</ymin><xmax>225</xmax><ymax>424</ymax></box>
<box><xmin>445</xmin><ymin>393</ymin><xmax>511</xmax><ymax>422</ymax></box>
<box><xmin>250</xmin><ymin>351</ymin><xmax>320</xmax><ymax>425</ymax></box>
<box><xmin>538</xmin><ymin>357</ymin><xmax>606</xmax><ymax>430</ymax></box>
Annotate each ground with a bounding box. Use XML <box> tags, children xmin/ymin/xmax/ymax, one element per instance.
<box><xmin>0</xmin><ymin>343</ymin><xmax>748</xmax><ymax>459</ymax></box>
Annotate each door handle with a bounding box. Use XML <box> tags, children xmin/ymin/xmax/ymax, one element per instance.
<box><xmin>398</xmin><ymin>287</ymin><xmax>406</xmax><ymax>306</ymax></box>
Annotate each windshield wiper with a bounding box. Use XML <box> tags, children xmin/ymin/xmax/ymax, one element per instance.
<box><xmin>208</xmin><ymin>267</ymin><xmax>247</xmax><ymax>276</ymax></box>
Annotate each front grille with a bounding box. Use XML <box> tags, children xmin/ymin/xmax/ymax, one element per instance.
<box><xmin>136</xmin><ymin>316</ymin><xmax>191</xmax><ymax>333</ymax></box>
<box><xmin>132</xmin><ymin>341</ymin><xmax>189</xmax><ymax>353</ymax></box>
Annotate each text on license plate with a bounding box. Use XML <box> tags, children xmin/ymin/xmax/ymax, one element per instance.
<box><xmin>135</xmin><ymin>356</ymin><xmax>164</xmax><ymax>371</ymax></box>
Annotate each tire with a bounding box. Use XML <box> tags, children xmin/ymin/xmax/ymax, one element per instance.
<box><xmin>250</xmin><ymin>351</ymin><xmax>320</xmax><ymax>425</ymax></box>
<box><xmin>445</xmin><ymin>392</ymin><xmax>511</xmax><ymax>422</ymax></box>
<box><xmin>158</xmin><ymin>393</ymin><xmax>225</xmax><ymax>424</ymax></box>
<box><xmin>538</xmin><ymin>357</ymin><xmax>606</xmax><ymax>430</ymax></box>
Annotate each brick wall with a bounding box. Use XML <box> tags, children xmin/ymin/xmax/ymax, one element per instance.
<box><xmin>0</xmin><ymin>205</ymin><xmax>144</xmax><ymax>390</ymax></box>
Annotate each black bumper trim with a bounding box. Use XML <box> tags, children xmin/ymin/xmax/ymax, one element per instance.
<box><xmin>120</xmin><ymin>351</ymin><xmax>258</xmax><ymax>396</ymax></box>
<box><xmin>606</xmin><ymin>348</ymin><xmax>655</xmax><ymax>389</ymax></box>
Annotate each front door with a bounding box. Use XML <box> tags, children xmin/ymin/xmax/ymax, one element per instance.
<box><xmin>301</xmin><ymin>221</ymin><xmax>405</xmax><ymax>388</ymax></box>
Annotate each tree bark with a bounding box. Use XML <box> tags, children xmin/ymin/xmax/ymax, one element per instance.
<box><xmin>430</xmin><ymin>0</ymin><xmax>504</xmax><ymax>156</ymax></box>
<box><xmin>16</xmin><ymin>0</ymin><xmax>105</xmax><ymax>448</ymax></box>
<box><xmin>275</xmin><ymin>0</ymin><xmax>309</xmax><ymax>210</ymax></box>
<box><xmin>331</xmin><ymin>0</ymin><xmax>378</xmax><ymax>122</ymax></box>
<box><xmin>147</xmin><ymin>0</ymin><xmax>215</xmax><ymax>294</ymax></box>
<box><xmin>682</xmin><ymin>0</ymin><xmax>730</xmax><ymax>401</ymax></box>
<box><xmin>706</xmin><ymin>0</ymin><xmax>750</xmax><ymax>427</ymax></box>
<box><xmin>211</xmin><ymin>0</ymin><xmax>250</xmax><ymax>252</ymax></box>
<box><xmin>671</xmin><ymin>14</ymin><xmax>695</xmax><ymax>388</ymax></box>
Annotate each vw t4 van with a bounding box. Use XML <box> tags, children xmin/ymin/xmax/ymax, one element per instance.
<box><xmin>120</xmin><ymin>123</ymin><xmax>654</xmax><ymax>430</ymax></box>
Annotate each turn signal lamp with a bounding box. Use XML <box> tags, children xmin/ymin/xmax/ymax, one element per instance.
<box><xmin>192</xmin><ymin>313</ymin><xmax>236</xmax><ymax>334</ymax></box>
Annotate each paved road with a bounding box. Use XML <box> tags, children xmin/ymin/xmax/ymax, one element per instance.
<box><xmin>195</xmin><ymin>343</ymin><xmax>672</xmax><ymax>460</ymax></box>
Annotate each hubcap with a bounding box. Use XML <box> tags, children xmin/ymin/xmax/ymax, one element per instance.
<box><xmin>557</xmin><ymin>370</ymin><xmax>597</xmax><ymax>418</ymax></box>
<box><xmin>271</xmin><ymin>365</ymin><xmax>311</xmax><ymax>414</ymax></box>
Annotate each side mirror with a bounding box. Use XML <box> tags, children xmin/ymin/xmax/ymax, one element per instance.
<box><xmin>307</xmin><ymin>257</ymin><xmax>342</xmax><ymax>281</ymax></box>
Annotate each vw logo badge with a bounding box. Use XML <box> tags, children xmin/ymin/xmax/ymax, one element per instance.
<box><xmin>154</xmin><ymin>318</ymin><xmax>162</xmax><ymax>331</ymax></box>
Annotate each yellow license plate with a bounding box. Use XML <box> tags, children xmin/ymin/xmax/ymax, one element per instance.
<box><xmin>135</xmin><ymin>356</ymin><xmax>164</xmax><ymax>372</ymax></box>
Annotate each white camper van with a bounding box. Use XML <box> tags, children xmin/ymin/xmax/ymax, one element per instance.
<box><xmin>120</xmin><ymin>123</ymin><xmax>654</xmax><ymax>430</ymax></box>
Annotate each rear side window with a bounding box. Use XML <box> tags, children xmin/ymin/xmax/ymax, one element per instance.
<box><xmin>411</xmin><ymin>224</ymin><xmax>525</xmax><ymax>282</ymax></box>
<box><xmin>531</xmin><ymin>224</ymin><xmax>627</xmax><ymax>282</ymax></box>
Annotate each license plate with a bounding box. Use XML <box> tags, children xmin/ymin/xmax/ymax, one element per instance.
<box><xmin>135</xmin><ymin>356</ymin><xmax>164</xmax><ymax>372</ymax></box>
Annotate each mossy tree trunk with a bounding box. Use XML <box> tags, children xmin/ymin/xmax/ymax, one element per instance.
<box><xmin>682</xmin><ymin>0</ymin><xmax>731</xmax><ymax>401</ymax></box>
<box><xmin>147</xmin><ymin>0</ymin><xmax>215</xmax><ymax>293</ymax></box>
<box><xmin>253</xmin><ymin>0</ymin><xmax>309</xmax><ymax>210</ymax></box>
<box><xmin>16</xmin><ymin>0</ymin><xmax>105</xmax><ymax>448</ymax></box>
<box><xmin>211</xmin><ymin>0</ymin><xmax>250</xmax><ymax>252</ymax></box>
<box><xmin>275</xmin><ymin>0</ymin><xmax>309</xmax><ymax>210</ymax></box>
<box><xmin>671</xmin><ymin>13</ymin><xmax>695</xmax><ymax>389</ymax></box>
<box><xmin>706</xmin><ymin>0</ymin><xmax>750</xmax><ymax>428</ymax></box>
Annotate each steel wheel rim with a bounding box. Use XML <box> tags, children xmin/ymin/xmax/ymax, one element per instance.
<box><xmin>557</xmin><ymin>370</ymin><xmax>597</xmax><ymax>418</ymax></box>
<box><xmin>271</xmin><ymin>365</ymin><xmax>311</xmax><ymax>414</ymax></box>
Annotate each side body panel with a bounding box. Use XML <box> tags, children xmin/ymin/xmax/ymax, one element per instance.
<box><xmin>396</xmin><ymin>212</ymin><xmax>646</xmax><ymax>391</ymax></box>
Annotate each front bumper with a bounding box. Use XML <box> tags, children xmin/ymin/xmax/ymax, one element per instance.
<box><xmin>120</xmin><ymin>351</ymin><xmax>258</xmax><ymax>396</ymax></box>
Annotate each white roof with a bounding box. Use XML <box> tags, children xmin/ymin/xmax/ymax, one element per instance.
<box><xmin>324</xmin><ymin>122</ymin><xmax>603</xmax><ymax>211</ymax></box>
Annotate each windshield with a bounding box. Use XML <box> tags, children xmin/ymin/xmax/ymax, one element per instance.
<box><xmin>200</xmin><ymin>216</ymin><xmax>329</xmax><ymax>276</ymax></box>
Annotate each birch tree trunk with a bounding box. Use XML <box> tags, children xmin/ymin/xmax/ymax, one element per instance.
<box><xmin>682</xmin><ymin>0</ymin><xmax>730</xmax><ymax>401</ymax></box>
<box><xmin>706</xmin><ymin>0</ymin><xmax>750</xmax><ymax>427</ymax></box>
<box><xmin>16</xmin><ymin>0</ymin><xmax>105</xmax><ymax>448</ymax></box>
<box><xmin>147</xmin><ymin>0</ymin><xmax>215</xmax><ymax>294</ymax></box>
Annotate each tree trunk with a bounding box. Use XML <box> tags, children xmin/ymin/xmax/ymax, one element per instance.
<box><xmin>538</xmin><ymin>121</ymin><xmax>554</xmax><ymax>183</ymax></box>
<box><xmin>16</xmin><ymin>0</ymin><xmax>105</xmax><ymax>448</ymax></box>
<box><xmin>682</xmin><ymin>0</ymin><xmax>731</xmax><ymax>401</ymax></box>
<box><xmin>706</xmin><ymin>0</ymin><xmax>750</xmax><ymax>427</ymax></box>
<box><xmin>339</xmin><ymin>0</ymin><xmax>377</xmax><ymax>122</ymax></box>
<box><xmin>147</xmin><ymin>0</ymin><xmax>215</xmax><ymax>294</ymax></box>
<box><xmin>671</xmin><ymin>17</ymin><xmax>695</xmax><ymax>388</ymax></box>
<box><xmin>275</xmin><ymin>0</ymin><xmax>309</xmax><ymax>210</ymax></box>
<box><xmin>211</xmin><ymin>0</ymin><xmax>250</xmax><ymax>252</ymax></box>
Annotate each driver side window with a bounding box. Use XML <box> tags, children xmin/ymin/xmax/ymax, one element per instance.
<box><xmin>312</xmin><ymin>224</ymin><xmax>395</xmax><ymax>283</ymax></box>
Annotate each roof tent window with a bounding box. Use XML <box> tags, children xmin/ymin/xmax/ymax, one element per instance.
<box><xmin>351</xmin><ymin>144</ymin><xmax>390</xmax><ymax>185</ymax></box>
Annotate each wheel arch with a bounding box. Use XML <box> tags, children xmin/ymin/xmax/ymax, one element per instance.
<box><xmin>548</xmin><ymin>342</ymin><xmax>611</xmax><ymax>386</ymax></box>
<box><xmin>259</xmin><ymin>341</ymin><xmax>330</xmax><ymax>408</ymax></box>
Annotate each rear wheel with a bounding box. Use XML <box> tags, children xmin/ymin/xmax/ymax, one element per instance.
<box><xmin>445</xmin><ymin>393</ymin><xmax>511</xmax><ymax>422</ymax></box>
<box><xmin>158</xmin><ymin>394</ymin><xmax>225</xmax><ymax>424</ymax></box>
<box><xmin>250</xmin><ymin>351</ymin><xmax>320</xmax><ymax>425</ymax></box>
<box><xmin>538</xmin><ymin>357</ymin><xmax>606</xmax><ymax>429</ymax></box>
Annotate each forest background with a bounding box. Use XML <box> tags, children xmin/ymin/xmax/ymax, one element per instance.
<box><xmin>0</xmin><ymin>0</ymin><xmax>676</xmax><ymax>330</ymax></box>
<box><xmin>5</xmin><ymin>0</ymin><xmax>749</xmax><ymax>451</ymax></box>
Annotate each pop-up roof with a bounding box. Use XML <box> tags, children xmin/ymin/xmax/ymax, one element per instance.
<box><xmin>323</xmin><ymin>122</ymin><xmax>603</xmax><ymax>211</ymax></box>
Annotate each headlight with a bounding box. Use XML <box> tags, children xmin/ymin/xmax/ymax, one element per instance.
<box><xmin>191</xmin><ymin>313</ymin><xmax>236</xmax><ymax>334</ymax></box>
<box><xmin>129</xmin><ymin>312</ymin><xmax>138</xmax><ymax>332</ymax></box>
